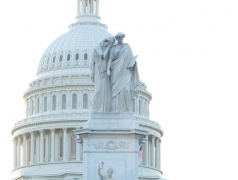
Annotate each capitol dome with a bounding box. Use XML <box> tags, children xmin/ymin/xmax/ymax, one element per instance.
<box><xmin>36</xmin><ymin>23</ymin><xmax>111</xmax><ymax>78</ymax></box>
<box><xmin>11</xmin><ymin>1</ymin><xmax>163</xmax><ymax>180</ymax></box>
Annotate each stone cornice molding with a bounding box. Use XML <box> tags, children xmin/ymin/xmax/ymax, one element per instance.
<box><xmin>137</xmin><ymin>89</ymin><xmax>152</xmax><ymax>101</ymax></box>
<box><xmin>138</xmin><ymin>164</ymin><xmax>163</xmax><ymax>175</ymax></box>
<box><xmin>29</xmin><ymin>75</ymin><xmax>92</xmax><ymax>88</ymax></box>
<box><xmin>139</xmin><ymin>124</ymin><xmax>163</xmax><ymax>137</ymax></box>
<box><xmin>15</xmin><ymin>112</ymin><xmax>90</xmax><ymax>125</ymax></box>
<box><xmin>12</xmin><ymin>119</ymin><xmax>87</xmax><ymax>135</ymax></box>
<box><xmin>24</xmin><ymin>84</ymin><xmax>94</xmax><ymax>99</ymax></box>
<box><xmin>11</xmin><ymin>161</ymin><xmax>83</xmax><ymax>172</ymax></box>
<box><xmin>68</xmin><ymin>21</ymin><xmax>107</xmax><ymax>30</ymax></box>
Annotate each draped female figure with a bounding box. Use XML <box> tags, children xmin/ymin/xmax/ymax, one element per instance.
<box><xmin>91</xmin><ymin>36</ymin><xmax>115</xmax><ymax>112</ymax></box>
<box><xmin>107</xmin><ymin>32</ymin><xmax>140</xmax><ymax>112</ymax></box>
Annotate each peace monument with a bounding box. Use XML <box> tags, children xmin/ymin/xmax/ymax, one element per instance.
<box><xmin>11</xmin><ymin>1</ymin><xmax>165</xmax><ymax>180</ymax></box>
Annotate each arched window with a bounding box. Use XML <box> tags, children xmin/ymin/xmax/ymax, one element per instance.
<box><xmin>67</xmin><ymin>54</ymin><xmax>71</xmax><ymax>61</ymax></box>
<box><xmin>43</xmin><ymin>58</ymin><xmax>46</xmax><ymax>66</ymax></box>
<box><xmin>34</xmin><ymin>139</ymin><xmax>37</xmax><ymax>155</ymax></box>
<box><xmin>31</xmin><ymin>100</ymin><xmax>34</xmax><ymax>115</ymax></box>
<box><xmin>44</xmin><ymin>97</ymin><xmax>47</xmax><ymax>112</ymax></box>
<box><xmin>62</xmin><ymin>94</ymin><xmax>66</xmax><ymax>109</ymax></box>
<box><xmin>71</xmin><ymin>135</ymin><xmax>76</xmax><ymax>157</ymax></box>
<box><xmin>28</xmin><ymin>139</ymin><xmax>31</xmax><ymax>163</ymax></box>
<box><xmin>75</xmin><ymin>53</ymin><xmax>79</xmax><ymax>60</ymax></box>
<box><xmin>59</xmin><ymin>55</ymin><xmax>63</xmax><ymax>62</ymax></box>
<box><xmin>37</xmin><ymin>98</ymin><xmax>40</xmax><ymax>113</ymax></box>
<box><xmin>139</xmin><ymin>100</ymin><xmax>141</xmax><ymax>115</ymax></box>
<box><xmin>52</xmin><ymin>95</ymin><xmax>56</xmax><ymax>110</ymax></box>
<box><xmin>59</xmin><ymin>135</ymin><xmax>63</xmax><ymax>158</ymax></box>
<box><xmin>44</xmin><ymin>138</ymin><xmax>46</xmax><ymax>159</ymax></box>
<box><xmin>72</xmin><ymin>94</ymin><xmax>77</xmax><ymax>109</ymax></box>
<box><xmin>84</xmin><ymin>53</ymin><xmax>88</xmax><ymax>60</ymax></box>
<box><xmin>143</xmin><ymin>101</ymin><xmax>146</xmax><ymax>116</ymax></box>
<box><xmin>49</xmin><ymin>136</ymin><xmax>51</xmax><ymax>159</ymax></box>
<box><xmin>47</xmin><ymin>58</ymin><xmax>50</xmax><ymax>64</ymax></box>
<box><xmin>26</xmin><ymin>100</ymin><xmax>28</xmax><ymax>116</ymax></box>
<box><xmin>53</xmin><ymin>56</ymin><xmax>56</xmax><ymax>63</ymax></box>
<box><xmin>83</xmin><ymin>94</ymin><xmax>88</xmax><ymax>109</ymax></box>
<box><xmin>132</xmin><ymin>98</ymin><xmax>135</xmax><ymax>113</ymax></box>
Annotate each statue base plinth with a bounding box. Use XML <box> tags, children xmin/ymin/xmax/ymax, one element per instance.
<box><xmin>74</xmin><ymin>112</ymin><xmax>148</xmax><ymax>180</ymax></box>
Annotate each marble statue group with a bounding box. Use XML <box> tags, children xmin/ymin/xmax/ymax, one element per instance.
<box><xmin>91</xmin><ymin>32</ymin><xmax>140</xmax><ymax>113</ymax></box>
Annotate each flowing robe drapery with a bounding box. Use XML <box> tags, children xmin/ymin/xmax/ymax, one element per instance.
<box><xmin>110</xmin><ymin>44</ymin><xmax>140</xmax><ymax>112</ymax></box>
<box><xmin>91</xmin><ymin>44</ymin><xmax>112</xmax><ymax>112</ymax></box>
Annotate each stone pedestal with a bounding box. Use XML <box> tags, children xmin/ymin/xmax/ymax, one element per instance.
<box><xmin>74</xmin><ymin>112</ymin><xmax>148</xmax><ymax>180</ymax></box>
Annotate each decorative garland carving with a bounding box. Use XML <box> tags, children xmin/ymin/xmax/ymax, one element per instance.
<box><xmin>91</xmin><ymin>140</ymin><xmax>130</xmax><ymax>150</ymax></box>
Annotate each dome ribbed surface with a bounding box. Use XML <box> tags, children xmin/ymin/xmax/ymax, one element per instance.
<box><xmin>37</xmin><ymin>28</ymin><xmax>112</xmax><ymax>76</ymax></box>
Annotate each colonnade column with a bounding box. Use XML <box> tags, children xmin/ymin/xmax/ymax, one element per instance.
<box><xmin>77</xmin><ymin>0</ymin><xmax>81</xmax><ymax>15</ymax></box>
<box><xmin>63</xmin><ymin>128</ymin><xmax>67</xmax><ymax>161</ymax></box>
<box><xmin>143</xmin><ymin>135</ymin><xmax>148</xmax><ymax>166</ymax></box>
<box><xmin>76</xmin><ymin>142</ymin><xmax>80</xmax><ymax>161</ymax></box>
<box><xmin>90</xmin><ymin>0</ymin><xmax>94</xmax><ymax>14</ymax></box>
<box><xmin>80</xmin><ymin>143</ymin><xmax>83</xmax><ymax>160</ymax></box>
<box><xmin>96</xmin><ymin>0</ymin><xmax>99</xmax><ymax>15</ymax></box>
<box><xmin>22</xmin><ymin>134</ymin><xmax>26</xmax><ymax>166</ymax></box>
<box><xmin>13</xmin><ymin>137</ymin><xmax>17</xmax><ymax>168</ymax></box>
<box><xmin>40</xmin><ymin>130</ymin><xmax>44</xmax><ymax>163</ymax></box>
<box><xmin>82</xmin><ymin>0</ymin><xmax>86</xmax><ymax>13</ymax></box>
<box><xmin>156</xmin><ymin>138</ymin><xmax>161</xmax><ymax>169</ymax></box>
<box><xmin>50</xmin><ymin>129</ymin><xmax>55</xmax><ymax>162</ymax></box>
<box><xmin>45</xmin><ymin>133</ymin><xmax>49</xmax><ymax>162</ymax></box>
<box><xmin>30</xmin><ymin>132</ymin><xmax>35</xmax><ymax>164</ymax></box>
<box><xmin>17</xmin><ymin>136</ymin><xmax>21</xmax><ymax>167</ymax></box>
<box><xmin>150</xmin><ymin>136</ymin><xmax>155</xmax><ymax>167</ymax></box>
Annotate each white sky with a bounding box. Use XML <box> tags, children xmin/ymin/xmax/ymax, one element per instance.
<box><xmin>0</xmin><ymin>0</ymin><xmax>238</xmax><ymax>179</ymax></box>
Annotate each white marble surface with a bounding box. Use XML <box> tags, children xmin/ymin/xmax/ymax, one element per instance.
<box><xmin>75</xmin><ymin>112</ymin><xmax>148</xmax><ymax>180</ymax></box>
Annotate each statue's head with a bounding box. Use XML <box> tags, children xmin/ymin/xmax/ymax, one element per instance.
<box><xmin>115</xmin><ymin>32</ymin><xmax>125</xmax><ymax>44</ymax></box>
<box><xmin>107</xmin><ymin>167</ymin><xmax>113</xmax><ymax>177</ymax></box>
<box><xmin>103</xmin><ymin>36</ymin><xmax>115</xmax><ymax>47</ymax></box>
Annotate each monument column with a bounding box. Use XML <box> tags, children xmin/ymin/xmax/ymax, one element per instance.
<box><xmin>22</xmin><ymin>134</ymin><xmax>27</xmax><ymax>166</ymax></box>
<box><xmin>150</xmin><ymin>135</ymin><xmax>155</xmax><ymax>167</ymax></box>
<box><xmin>155</xmin><ymin>137</ymin><xmax>160</xmax><ymax>169</ymax></box>
<box><xmin>39</xmin><ymin>130</ymin><xmax>44</xmax><ymax>163</ymax></box>
<box><xmin>17</xmin><ymin>136</ymin><xmax>21</xmax><ymax>167</ymax></box>
<box><xmin>30</xmin><ymin>132</ymin><xmax>35</xmax><ymax>164</ymax></box>
<box><xmin>63</xmin><ymin>128</ymin><xmax>67</xmax><ymax>161</ymax></box>
<box><xmin>13</xmin><ymin>137</ymin><xmax>17</xmax><ymax>168</ymax></box>
<box><xmin>50</xmin><ymin>129</ymin><xmax>55</xmax><ymax>162</ymax></box>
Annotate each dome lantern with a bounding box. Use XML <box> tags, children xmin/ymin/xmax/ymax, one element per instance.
<box><xmin>75</xmin><ymin>0</ymin><xmax>100</xmax><ymax>23</ymax></box>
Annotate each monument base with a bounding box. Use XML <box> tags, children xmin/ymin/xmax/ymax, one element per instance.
<box><xmin>74</xmin><ymin>112</ymin><xmax>148</xmax><ymax>180</ymax></box>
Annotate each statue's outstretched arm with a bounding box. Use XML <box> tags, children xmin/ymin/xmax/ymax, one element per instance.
<box><xmin>97</xmin><ymin>164</ymin><xmax>104</xmax><ymax>180</ymax></box>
